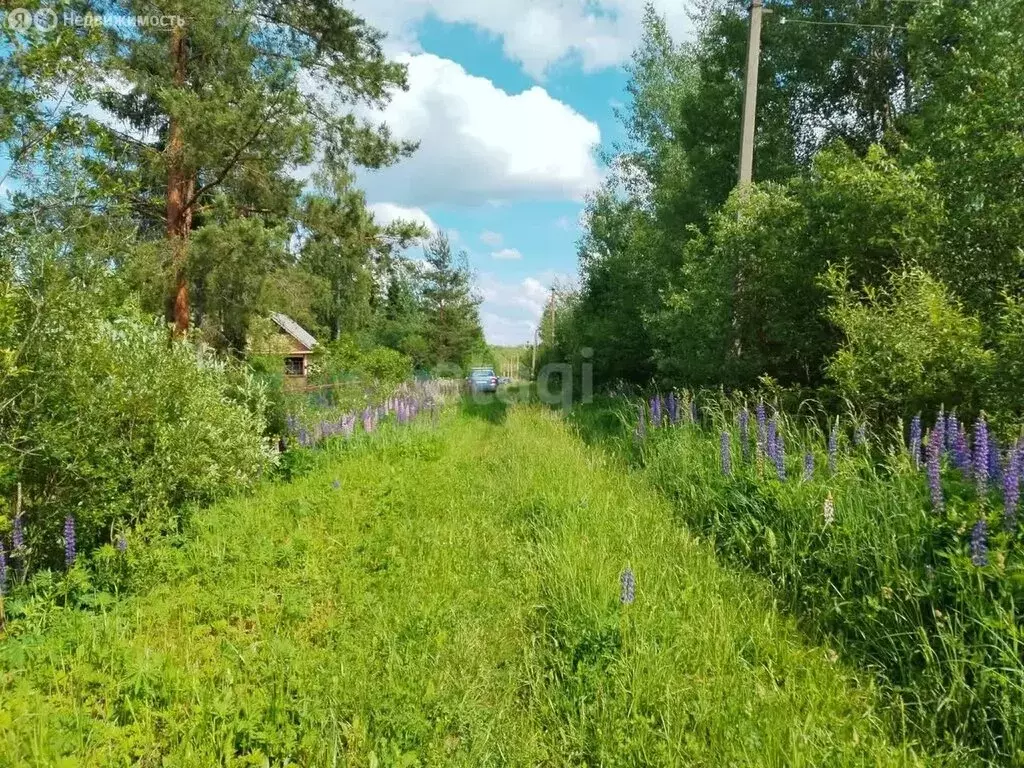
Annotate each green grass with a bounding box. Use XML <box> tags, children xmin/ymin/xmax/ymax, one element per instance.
<box><xmin>0</xmin><ymin>401</ymin><xmax>923</xmax><ymax>765</ymax></box>
<box><xmin>567</xmin><ymin>394</ymin><xmax>1022</xmax><ymax>766</ymax></box>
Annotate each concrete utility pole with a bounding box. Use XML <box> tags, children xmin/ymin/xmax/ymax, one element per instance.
<box><xmin>738</xmin><ymin>0</ymin><xmax>767</xmax><ymax>187</ymax></box>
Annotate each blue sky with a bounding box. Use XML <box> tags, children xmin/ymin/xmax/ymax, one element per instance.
<box><xmin>345</xmin><ymin>0</ymin><xmax>696</xmax><ymax>345</ymax></box>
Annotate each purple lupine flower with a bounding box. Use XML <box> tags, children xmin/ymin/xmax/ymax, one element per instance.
<box><xmin>854</xmin><ymin>423</ymin><xmax>866</xmax><ymax>447</ymax></box>
<box><xmin>803</xmin><ymin>452</ymin><xmax>814</xmax><ymax>481</ymax></box>
<box><xmin>116</xmin><ymin>533</ymin><xmax>128</xmax><ymax>553</ymax></box>
<box><xmin>12</xmin><ymin>514</ymin><xmax>23</xmax><ymax>553</ymax></box>
<box><xmin>620</xmin><ymin>567</ymin><xmax>635</xmax><ymax>605</ymax></box>
<box><xmin>756</xmin><ymin>402</ymin><xmax>767</xmax><ymax>450</ymax></box>
<box><xmin>773</xmin><ymin>430</ymin><xmax>786</xmax><ymax>480</ymax></box>
<box><xmin>927</xmin><ymin>429</ymin><xmax>944</xmax><ymax>512</ymax></box>
<box><xmin>909</xmin><ymin>414</ymin><xmax>922</xmax><ymax>469</ymax></box>
<box><xmin>954</xmin><ymin>424</ymin><xmax>972</xmax><ymax>476</ymax></box>
<box><xmin>739</xmin><ymin>408</ymin><xmax>750</xmax><ymax>462</ymax></box>
<box><xmin>933</xmin><ymin>409</ymin><xmax>945</xmax><ymax>456</ymax></box>
<box><xmin>1004</xmin><ymin>447</ymin><xmax>1019</xmax><ymax>532</ymax></box>
<box><xmin>650</xmin><ymin>396</ymin><xmax>662</xmax><ymax>428</ymax></box>
<box><xmin>828</xmin><ymin>425</ymin><xmax>838</xmax><ymax>476</ymax></box>
<box><xmin>721</xmin><ymin>432</ymin><xmax>732</xmax><ymax>476</ymax></box>
<box><xmin>970</xmin><ymin>519</ymin><xmax>988</xmax><ymax>567</ymax></box>
<box><xmin>0</xmin><ymin>541</ymin><xmax>7</xmax><ymax>596</ymax></box>
<box><xmin>64</xmin><ymin>515</ymin><xmax>76</xmax><ymax>568</ymax></box>
<box><xmin>332</xmin><ymin>479</ymin><xmax>341</xmax><ymax>490</ymax></box>
<box><xmin>945</xmin><ymin>412</ymin><xmax>958</xmax><ymax>455</ymax></box>
<box><xmin>987</xmin><ymin>432</ymin><xmax>1001</xmax><ymax>487</ymax></box>
<box><xmin>973</xmin><ymin>416</ymin><xmax>990</xmax><ymax>496</ymax></box>
<box><xmin>766</xmin><ymin>417</ymin><xmax>778</xmax><ymax>463</ymax></box>
<box><xmin>667</xmin><ymin>392</ymin><xmax>678</xmax><ymax>426</ymax></box>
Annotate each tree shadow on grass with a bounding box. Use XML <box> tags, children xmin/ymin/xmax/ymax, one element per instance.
<box><xmin>460</xmin><ymin>394</ymin><xmax>510</xmax><ymax>425</ymax></box>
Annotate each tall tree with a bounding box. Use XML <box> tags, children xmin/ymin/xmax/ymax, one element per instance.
<box><xmin>85</xmin><ymin>0</ymin><xmax>416</xmax><ymax>333</ymax></box>
<box><xmin>420</xmin><ymin>233</ymin><xmax>484</xmax><ymax>368</ymax></box>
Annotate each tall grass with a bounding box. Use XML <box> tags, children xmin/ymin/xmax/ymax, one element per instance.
<box><xmin>578</xmin><ymin>392</ymin><xmax>1024</xmax><ymax>766</ymax></box>
<box><xmin>0</xmin><ymin>401</ymin><xmax>920</xmax><ymax>765</ymax></box>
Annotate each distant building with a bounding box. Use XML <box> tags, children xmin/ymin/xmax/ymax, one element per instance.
<box><xmin>265</xmin><ymin>312</ymin><xmax>318</xmax><ymax>384</ymax></box>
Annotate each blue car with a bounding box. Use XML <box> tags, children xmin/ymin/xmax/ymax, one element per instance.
<box><xmin>467</xmin><ymin>367</ymin><xmax>499</xmax><ymax>394</ymax></box>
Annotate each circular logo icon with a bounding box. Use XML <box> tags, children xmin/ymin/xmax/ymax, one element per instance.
<box><xmin>6</xmin><ymin>8</ymin><xmax>34</xmax><ymax>31</ymax></box>
<box><xmin>33</xmin><ymin>8</ymin><xmax>58</xmax><ymax>31</ymax></box>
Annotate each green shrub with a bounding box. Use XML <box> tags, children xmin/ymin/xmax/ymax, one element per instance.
<box><xmin>0</xmin><ymin>272</ymin><xmax>274</xmax><ymax>571</ymax></box>
<box><xmin>823</xmin><ymin>266</ymin><xmax>994</xmax><ymax>421</ymax></box>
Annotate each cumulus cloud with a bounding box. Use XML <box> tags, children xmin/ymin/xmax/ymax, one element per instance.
<box><xmin>367</xmin><ymin>202</ymin><xmax>437</xmax><ymax>234</ymax></box>
<box><xmin>348</xmin><ymin>0</ymin><xmax>696</xmax><ymax>79</ymax></box>
<box><xmin>491</xmin><ymin>247</ymin><xmax>522</xmax><ymax>260</ymax></box>
<box><xmin>357</xmin><ymin>53</ymin><xmax>601</xmax><ymax>207</ymax></box>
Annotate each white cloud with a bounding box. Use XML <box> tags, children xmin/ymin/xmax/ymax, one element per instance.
<box><xmin>358</xmin><ymin>53</ymin><xmax>601</xmax><ymax>207</ymax></box>
<box><xmin>480</xmin><ymin>230</ymin><xmax>503</xmax><ymax>247</ymax></box>
<box><xmin>367</xmin><ymin>202</ymin><xmax>437</xmax><ymax>234</ymax></box>
<box><xmin>481</xmin><ymin>312</ymin><xmax>537</xmax><ymax>346</ymax></box>
<box><xmin>491</xmin><ymin>247</ymin><xmax>522</xmax><ymax>260</ymax></box>
<box><xmin>474</xmin><ymin>270</ymin><xmax>578</xmax><ymax>343</ymax></box>
<box><xmin>348</xmin><ymin>0</ymin><xmax>696</xmax><ymax>79</ymax></box>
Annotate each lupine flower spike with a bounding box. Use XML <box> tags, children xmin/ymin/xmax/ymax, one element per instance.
<box><xmin>64</xmin><ymin>515</ymin><xmax>76</xmax><ymax>569</ymax></box>
<box><xmin>0</xmin><ymin>541</ymin><xmax>7</xmax><ymax>596</ymax></box>
<box><xmin>828</xmin><ymin>425</ymin><xmax>838</xmax><ymax>476</ymax></box>
<box><xmin>620</xmin><ymin>567</ymin><xmax>636</xmax><ymax>605</ymax></box>
<box><xmin>720</xmin><ymin>432</ymin><xmax>732</xmax><ymax>476</ymax></box>
<box><xmin>909</xmin><ymin>414</ymin><xmax>922</xmax><ymax>469</ymax></box>
<box><xmin>971</xmin><ymin>519</ymin><xmax>988</xmax><ymax>567</ymax></box>
<box><xmin>117</xmin><ymin>533</ymin><xmax>128</xmax><ymax>553</ymax></box>
<box><xmin>973</xmin><ymin>416</ymin><xmax>989</xmax><ymax>497</ymax></box>
<box><xmin>945</xmin><ymin>412</ymin><xmax>957</xmax><ymax>454</ymax></box>
<box><xmin>803</xmin><ymin>453</ymin><xmax>814</xmax><ymax>481</ymax></box>
<box><xmin>756</xmin><ymin>402</ymin><xmax>767</xmax><ymax>456</ymax></box>
<box><xmin>774</xmin><ymin>430</ymin><xmax>786</xmax><ymax>481</ymax></box>
<box><xmin>12</xmin><ymin>514</ymin><xmax>23</xmax><ymax>553</ymax></box>
<box><xmin>927</xmin><ymin>430</ymin><xmax>944</xmax><ymax>512</ymax></box>
<box><xmin>1004</xmin><ymin>447</ymin><xmax>1019</xmax><ymax>532</ymax></box>
<box><xmin>823</xmin><ymin>493</ymin><xmax>835</xmax><ymax>527</ymax></box>
<box><xmin>650</xmin><ymin>396</ymin><xmax>662</xmax><ymax>428</ymax></box>
<box><xmin>988</xmin><ymin>433</ymin><xmax>1002</xmax><ymax>486</ymax></box>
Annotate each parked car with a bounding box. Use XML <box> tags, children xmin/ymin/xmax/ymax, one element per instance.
<box><xmin>467</xmin><ymin>367</ymin><xmax>499</xmax><ymax>394</ymax></box>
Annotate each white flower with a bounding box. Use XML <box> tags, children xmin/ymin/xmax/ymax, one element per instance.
<box><xmin>823</xmin><ymin>493</ymin><xmax>835</xmax><ymax>527</ymax></box>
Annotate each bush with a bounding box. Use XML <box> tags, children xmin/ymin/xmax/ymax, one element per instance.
<box><xmin>823</xmin><ymin>266</ymin><xmax>994</xmax><ymax>421</ymax></box>
<box><xmin>0</xmin><ymin>269</ymin><xmax>274</xmax><ymax>571</ymax></box>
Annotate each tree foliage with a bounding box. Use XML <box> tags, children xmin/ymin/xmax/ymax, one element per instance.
<box><xmin>563</xmin><ymin>0</ymin><xmax>1024</xmax><ymax>421</ymax></box>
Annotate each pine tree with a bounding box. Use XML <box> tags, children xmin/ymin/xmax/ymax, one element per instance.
<box><xmin>420</xmin><ymin>233</ymin><xmax>484</xmax><ymax>368</ymax></box>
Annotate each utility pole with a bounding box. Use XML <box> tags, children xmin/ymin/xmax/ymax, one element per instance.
<box><xmin>548</xmin><ymin>287</ymin><xmax>556</xmax><ymax>346</ymax></box>
<box><xmin>531</xmin><ymin>327</ymin><xmax>538</xmax><ymax>380</ymax></box>
<box><xmin>738</xmin><ymin>0</ymin><xmax>767</xmax><ymax>187</ymax></box>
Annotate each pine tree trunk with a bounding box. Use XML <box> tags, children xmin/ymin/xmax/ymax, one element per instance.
<box><xmin>166</xmin><ymin>21</ymin><xmax>193</xmax><ymax>335</ymax></box>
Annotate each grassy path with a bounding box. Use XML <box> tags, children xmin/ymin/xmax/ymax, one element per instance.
<box><xmin>0</xmin><ymin>402</ymin><xmax>921</xmax><ymax>765</ymax></box>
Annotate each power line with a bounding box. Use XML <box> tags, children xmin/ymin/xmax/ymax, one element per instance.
<box><xmin>778</xmin><ymin>17</ymin><xmax>909</xmax><ymax>29</ymax></box>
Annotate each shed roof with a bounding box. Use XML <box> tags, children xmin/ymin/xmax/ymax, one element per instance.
<box><xmin>270</xmin><ymin>312</ymin><xmax>318</xmax><ymax>351</ymax></box>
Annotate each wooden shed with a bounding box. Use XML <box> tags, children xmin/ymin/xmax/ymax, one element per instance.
<box><xmin>268</xmin><ymin>312</ymin><xmax>318</xmax><ymax>384</ymax></box>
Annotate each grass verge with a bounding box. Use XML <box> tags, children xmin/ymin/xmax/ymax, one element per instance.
<box><xmin>0</xmin><ymin>401</ymin><xmax>922</xmax><ymax>765</ymax></box>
